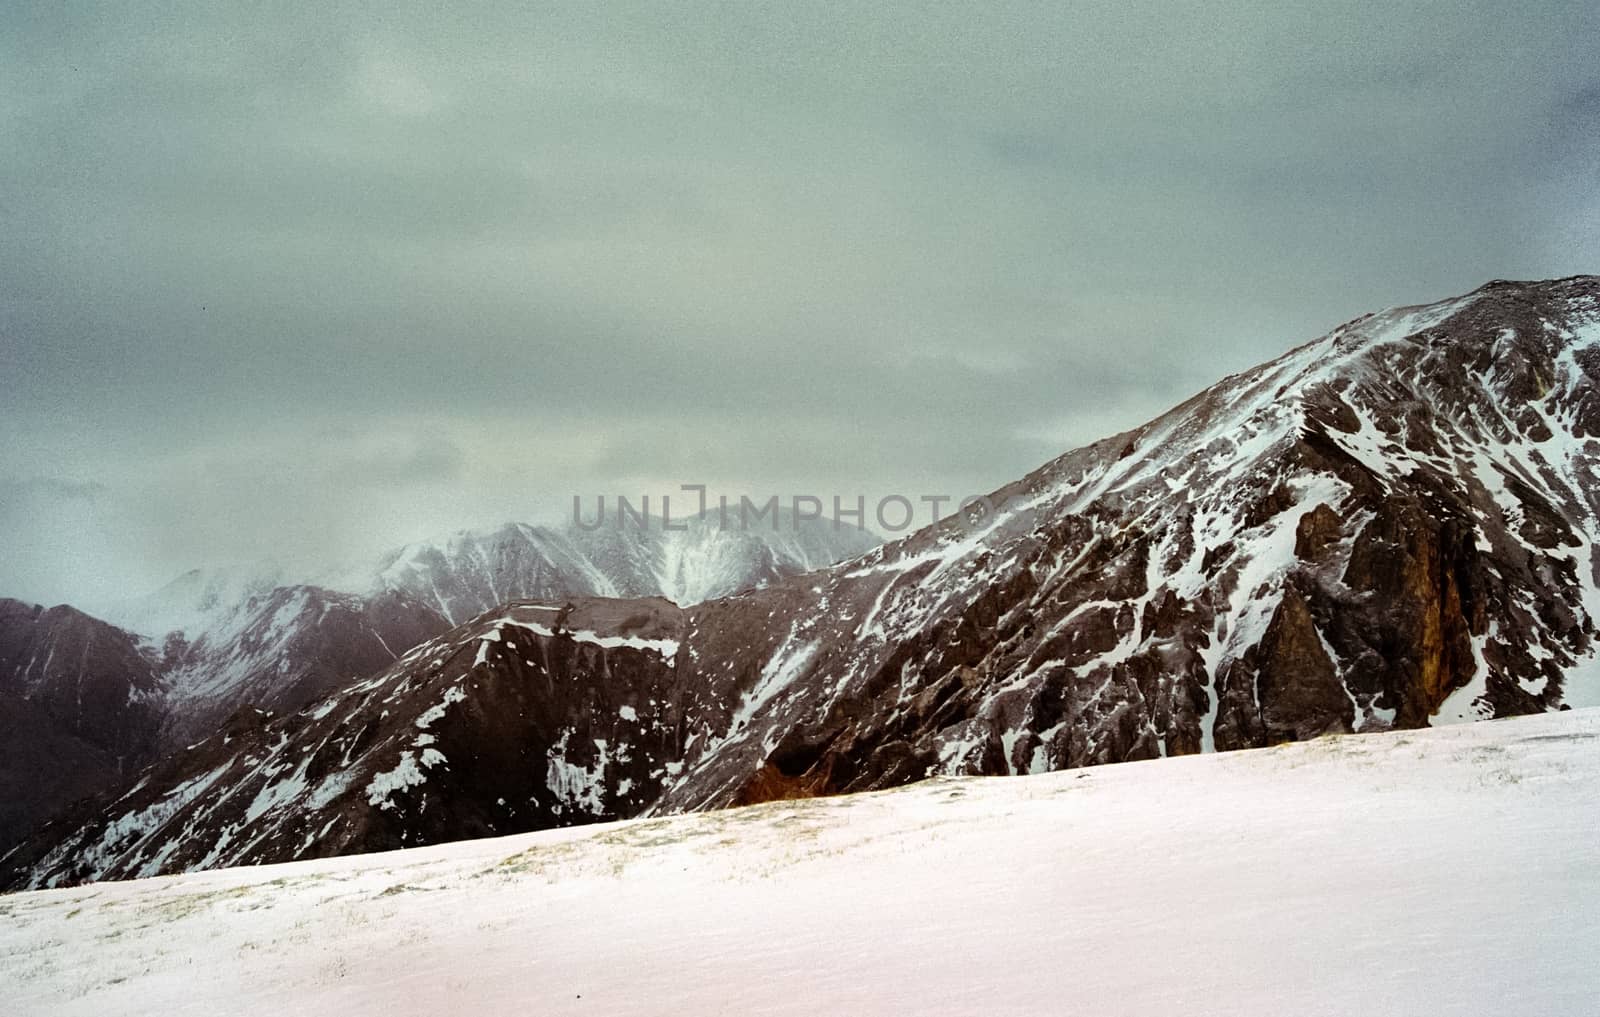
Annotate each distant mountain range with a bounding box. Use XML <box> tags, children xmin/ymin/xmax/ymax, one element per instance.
<box><xmin>0</xmin><ymin>514</ymin><xmax>877</xmax><ymax>852</ymax></box>
<box><xmin>362</xmin><ymin>511</ymin><xmax>882</xmax><ymax>624</ymax></box>
<box><xmin>98</xmin><ymin>509</ymin><xmax>882</xmax><ymax>635</ymax></box>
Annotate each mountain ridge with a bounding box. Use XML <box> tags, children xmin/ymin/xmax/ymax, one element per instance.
<box><xmin>0</xmin><ymin>513</ymin><xmax>879</xmax><ymax>851</ymax></box>
<box><xmin>8</xmin><ymin>275</ymin><xmax>1598</xmax><ymax>888</ymax></box>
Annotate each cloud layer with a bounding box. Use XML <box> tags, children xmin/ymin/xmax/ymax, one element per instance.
<box><xmin>3</xmin><ymin>1</ymin><xmax>1598</xmax><ymax>605</ymax></box>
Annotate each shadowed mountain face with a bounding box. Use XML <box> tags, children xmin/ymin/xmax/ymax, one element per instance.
<box><xmin>0</xmin><ymin>588</ymin><xmax>454</xmax><ymax>851</ymax></box>
<box><xmin>8</xmin><ymin>276</ymin><xmax>1600</xmax><ymax>889</ymax></box>
<box><xmin>0</xmin><ymin>601</ymin><xmax>164</xmax><ymax>851</ymax></box>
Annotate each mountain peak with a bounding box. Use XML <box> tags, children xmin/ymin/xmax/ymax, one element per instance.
<box><xmin>364</xmin><ymin>512</ymin><xmax>879</xmax><ymax>622</ymax></box>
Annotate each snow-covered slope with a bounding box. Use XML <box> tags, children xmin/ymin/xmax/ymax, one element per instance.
<box><xmin>4</xmin><ymin>710</ymin><xmax>1596</xmax><ymax>1017</ymax></box>
<box><xmin>94</xmin><ymin>563</ymin><xmax>289</xmax><ymax>646</ymax></box>
<box><xmin>151</xmin><ymin>586</ymin><xmax>451</xmax><ymax>747</ymax></box>
<box><xmin>363</xmin><ymin>512</ymin><xmax>880</xmax><ymax>624</ymax></box>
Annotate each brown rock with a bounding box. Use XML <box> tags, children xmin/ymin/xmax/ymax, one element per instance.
<box><xmin>1294</xmin><ymin>503</ymin><xmax>1344</xmax><ymax>560</ymax></box>
<box><xmin>1255</xmin><ymin>588</ymin><xmax>1353</xmax><ymax>741</ymax></box>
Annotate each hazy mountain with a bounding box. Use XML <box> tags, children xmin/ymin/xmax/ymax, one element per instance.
<box><xmin>362</xmin><ymin>512</ymin><xmax>882</xmax><ymax>625</ymax></box>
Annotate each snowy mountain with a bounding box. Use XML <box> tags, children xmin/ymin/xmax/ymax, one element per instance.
<box><xmin>362</xmin><ymin>512</ymin><xmax>882</xmax><ymax>624</ymax></box>
<box><xmin>151</xmin><ymin>585</ymin><xmax>453</xmax><ymax>748</ymax></box>
<box><xmin>93</xmin><ymin>563</ymin><xmax>290</xmax><ymax>646</ymax></box>
<box><xmin>5</xmin><ymin>709</ymin><xmax>1597</xmax><ymax>1016</ymax></box>
<box><xmin>85</xmin><ymin>511</ymin><xmax>875</xmax><ymax>746</ymax></box>
<box><xmin>89</xmin><ymin>565</ymin><xmax>456</xmax><ymax>750</ymax></box>
<box><xmin>0</xmin><ymin>510</ymin><xmax>874</xmax><ymax>850</ymax></box>
<box><xmin>362</xmin><ymin>523</ymin><xmax>620</xmax><ymax>624</ymax></box>
<box><xmin>101</xmin><ymin>512</ymin><xmax>878</xmax><ymax>641</ymax></box>
<box><xmin>94</xmin><ymin>510</ymin><xmax>877</xmax><ymax>694</ymax></box>
<box><xmin>84</xmin><ymin>563</ymin><xmax>455</xmax><ymax>740</ymax></box>
<box><xmin>9</xmin><ymin>275</ymin><xmax>1598</xmax><ymax>887</ymax></box>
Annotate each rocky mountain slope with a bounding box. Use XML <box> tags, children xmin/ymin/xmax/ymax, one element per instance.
<box><xmin>0</xmin><ymin>601</ymin><xmax>165</xmax><ymax>852</ymax></box>
<box><xmin>0</xmin><ymin>511</ymin><xmax>874</xmax><ymax>854</ymax></box>
<box><xmin>7</xmin><ymin>275</ymin><xmax>1599</xmax><ymax>888</ymax></box>
<box><xmin>152</xmin><ymin>586</ymin><xmax>453</xmax><ymax>748</ymax></box>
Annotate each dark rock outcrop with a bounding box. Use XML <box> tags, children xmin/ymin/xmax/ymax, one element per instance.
<box><xmin>0</xmin><ymin>600</ymin><xmax>164</xmax><ymax>850</ymax></box>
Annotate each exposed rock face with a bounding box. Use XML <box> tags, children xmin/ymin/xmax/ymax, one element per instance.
<box><xmin>0</xmin><ymin>600</ymin><xmax>164</xmax><ymax>850</ymax></box>
<box><xmin>1251</xmin><ymin>588</ymin><xmax>1352</xmax><ymax>742</ymax></box>
<box><xmin>1</xmin><ymin>600</ymin><xmax>686</xmax><ymax>882</ymax></box>
<box><xmin>0</xmin><ymin>586</ymin><xmax>453</xmax><ymax>851</ymax></box>
<box><xmin>9</xmin><ymin>275</ymin><xmax>1600</xmax><ymax>889</ymax></box>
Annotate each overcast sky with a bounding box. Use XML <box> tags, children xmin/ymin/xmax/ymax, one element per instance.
<box><xmin>3</xmin><ymin>1</ymin><xmax>1598</xmax><ymax>607</ymax></box>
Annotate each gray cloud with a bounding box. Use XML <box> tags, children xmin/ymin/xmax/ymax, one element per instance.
<box><xmin>2</xmin><ymin>0</ymin><xmax>1597</xmax><ymax>606</ymax></box>
<box><xmin>0</xmin><ymin>477</ymin><xmax>108</xmax><ymax>503</ymax></box>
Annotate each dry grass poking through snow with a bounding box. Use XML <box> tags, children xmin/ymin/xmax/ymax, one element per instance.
<box><xmin>4</xmin><ymin>711</ymin><xmax>1599</xmax><ymax>1016</ymax></box>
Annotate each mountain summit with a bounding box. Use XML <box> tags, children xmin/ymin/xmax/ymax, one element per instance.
<box><xmin>365</xmin><ymin>511</ymin><xmax>881</xmax><ymax>624</ymax></box>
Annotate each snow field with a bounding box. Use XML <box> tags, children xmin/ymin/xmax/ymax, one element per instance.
<box><xmin>3</xmin><ymin>709</ymin><xmax>1598</xmax><ymax>1016</ymax></box>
